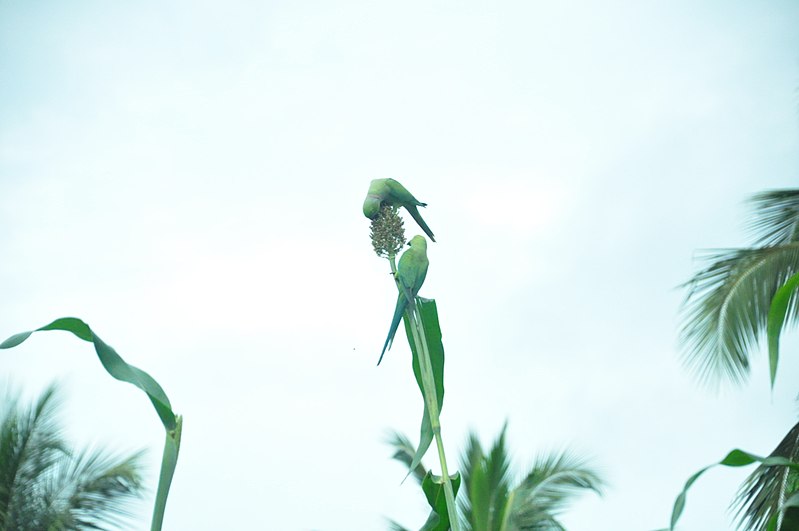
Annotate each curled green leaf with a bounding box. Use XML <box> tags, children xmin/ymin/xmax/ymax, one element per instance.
<box><xmin>0</xmin><ymin>317</ymin><xmax>181</xmax><ymax>531</ymax></box>
<box><xmin>669</xmin><ymin>449</ymin><xmax>799</xmax><ymax>530</ymax></box>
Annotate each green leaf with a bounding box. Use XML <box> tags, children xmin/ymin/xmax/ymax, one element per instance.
<box><xmin>669</xmin><ymin>449</ymin><xmax>799</xmax><ymax>530</ymax></box>
<box><xmin>403</xmin><ymin>298</ymin><xmax>445</xmax><ymax>477</ymax></box>
<box><xmin>767</xmin><ymin>272</ymin><xmax>799</xmax><ymax>390</ymax></box>
<box><xmin>0</xmin><ymin>318</ymin><xmax>181</xmax><ymax>531</ymax></box>
<box><xmin>0</xmin><ymin>331</ymin><xmax>33</xmax><ymax>349</ymax></box>
<box><xmin>420</xmin><ymin>470</ymin><xmax>461</xmax><ymax>531</ymax></box>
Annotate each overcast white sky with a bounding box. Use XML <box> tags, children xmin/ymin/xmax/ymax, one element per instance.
<box><xmin>2</xmin><ymin>1</ymin><xmax>799</xmax><ymax>530</ymax></box>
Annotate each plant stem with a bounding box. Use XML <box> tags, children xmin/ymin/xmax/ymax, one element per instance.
<box><xmin>151</xmin><ymin>416</ymin><xmax>182</xmax><ymax>531</ymax></box>
<box><xmin>388</xmin><ymin>256</ymin><xmax>460</xmax><ymax>530</ymax></box>
<box><xmin>408</xmin><ymin>304</ymin><xmax>460</xmax><ymax>530</ymax></box>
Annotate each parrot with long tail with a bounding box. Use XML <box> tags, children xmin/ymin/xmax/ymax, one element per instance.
<box><xmin>378</xmin><ymin>235</ymin><xmax>429</xmax><ymax>365</ymax></box>
<box><xmin>363</xmin><ymin>179</ymin><xmax>436</xmax><ymax>242</ymax></box>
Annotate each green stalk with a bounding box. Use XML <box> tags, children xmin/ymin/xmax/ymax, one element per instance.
<box><xmin>151</xmin><ymin>416</ymin><xmax>183</xmax><ymax>531</ymax></box>
<box><xmin>389</xmin><ymin>256</ymin><xmax>461</xmax><ymax>530</ymax></box>
<box><xmin>408</xmin><ymin>303</ymin><xmax>460</xmax><ymax>530</ymax></box>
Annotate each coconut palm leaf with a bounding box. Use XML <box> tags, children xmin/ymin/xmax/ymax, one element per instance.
<box><xmin>43</xmin><ymin>448</ymin><xmax>144</xmax><ymax>530</ymax></box>
<box><xmin>0</xmin><ymin>384</ymin><xmax>144</xmax><ymax>531</ymax></box>
<box><xmin>386</xmin><ymin>519</ymin><xmax>412</xmax><ymax>531</ymax></box>
<box><xmin>459</xmin><ymin>426</ymin><xmax>513</xmax><ymax>531</ymax></box>
<box><xmin>387</xmin><ymin>425</ymin><xmax>602</xmax><ymax>531</ymax></box>
<box><xmin>505</xmin><ymin>451</ymin><xmax>604</xmax><ymax>531</ymax></box>
<box><xmin>0</xmin><ymin>385</ymin><xmax>64</xmax><ymax>529</ymax></box>
<box><xmin>733</xmin><ymin>421</ymin><xmax>799</xmax><ymax>531</ymax></box>
<box><xmin>671</xmin><ymin>189</ymin><xmax>799</xmax><ymax>530</ymax></box>
<box><xmin>680</xmin><ymin>244</ymin><xmax>799</xmax><ymax>385</ymax></box>
<box><xmin>386</xmin><ymin>430</ymin><xmax>427</xmax><ymax>485</ymax></box>
<box><xmin>748</xmin><ymin>190</ymin><xmax>799</xmax><ymax>247</ymax></box>
<box><xmin>680</xmin><ymin>189</ymin><xmax>799</xmax><ymax>386</ymax></box>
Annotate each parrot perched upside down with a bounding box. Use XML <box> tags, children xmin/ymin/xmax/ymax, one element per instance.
<box><xmin>378</xmin><ymin>235</ymin><xmax>429</xmax><ymax>365</ymax></box>
<box><xmin>363</xmin><ymin>178</ymin><xmax>436</xmax><ymax>243</ymax></box>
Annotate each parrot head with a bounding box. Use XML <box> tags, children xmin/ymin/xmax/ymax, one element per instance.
<box><xmin>363</xmin><ymin>195</ymin><xmax>382</xmax><ymax>219</ymax></box>
<box><xmin>408</xmin><ymin>235</ymin><xmax>427</xmax><ymax>250</ymax></box>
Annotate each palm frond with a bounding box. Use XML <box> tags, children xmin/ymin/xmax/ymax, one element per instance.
<box><xmin>748</xmin><ymin>190</ymin><xmax>799</xmax><ymax>247</ymax></box>
<box><xmin>384</xmin><ymin>431</ymin><xmax>446</xmax><ymax>531</ymax></box>
<box><xmin>511</xmin><ymin>517</ymin><xmax>566</xmax><ymax>531</ymax></box>
<box><xmin>50</xmin><ymin>447</ymin><xmax>145</xmax><ymax>530</ymax></box>
<box><xmin>483</xmin><ymin>426</ymin><xmax>512</xmax><ymax>530</ymax></box>
<box><xmin>0</xmin><ymin>385</ymin><xmax>144</xmax><ymax>531</ymax></box>
<box><xmin>385</xmin><ymin>430</ymin><xmax>427</xmax><ymax>485</ymax></box>
<box><xmin>385</xmin><ymin>518</ymin><xmax>412</xmax><ymax>531</ymax></box>
<box><xmin>680</xmin><ymin>244</ymin><xmax>799</xmax><ymax>385</ymax></box>
<box><xmin>0</xmin><ymin>384</ymin><xmax>66</xmax><ymax>531</ymax></box>
<box><xmin>389</xmin><ymin>427</ymin><xmax>602</xmax><ymax>531</ymax></box>
<box><xmin>733</xmin><ymin>421</ymin><xmax>799</xmax><ymax>531</ymax></box>
<box><xmin>508</xmin><ymin>450</ymin><xmax>604</xmax><ymax>530</ymax></box>
<box><xmin>459</xmin><ymin>425</ymin><xmax>514</xmax><ymax>531</ymax></box>
<box><xmin>459</xmin><ymin>431</ymin><xmax>484</xmax><ymax>530</ymax></box>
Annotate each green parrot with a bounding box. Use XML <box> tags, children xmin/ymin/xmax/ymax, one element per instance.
<box><xmin>378</xmin><ymin>235</ymin><xmax>429</xmax><ymax>365</ymax></box>
<box><xmin>363</xmin><ymin>178</ymin><xmax>436</xmax><ymax>242</ymax></box>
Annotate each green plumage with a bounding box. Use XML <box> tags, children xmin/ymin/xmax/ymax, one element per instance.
<box><xmin>378</xmin><ymin>235</ymin><xmax>429</xmax><ymax>365</ymax></box>
<box><xmin>363</xmin><ymin>178</ymin><xmax>436</xmax><ymax>242</ymax></box>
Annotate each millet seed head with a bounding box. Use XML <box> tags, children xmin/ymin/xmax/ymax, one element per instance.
<box><xmin>370</xmin><ymin>204</ymin><xmax>406</xmax><ymax>258</ymax></box>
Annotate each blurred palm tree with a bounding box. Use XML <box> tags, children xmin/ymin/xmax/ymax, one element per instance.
<box><xmin>679</xmin><ymin>189</ymin><xmax>799</xmax><ymax>530</ymax></box>
<box><xmin>0</xmin><ymin>383</ymin><xmax>144</xmax><ymax>531</ymax></box>
<box><xmin>386</xmin><ymin>424</ymin><xmax>604</xmax><ymax>531</ymax></box>
<box><xmin>680</xmin><ymin>189</ymin><xmax>799</xmax><ymax>385</ymax></box>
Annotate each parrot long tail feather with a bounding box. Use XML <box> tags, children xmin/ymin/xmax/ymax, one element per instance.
<box><xmin>404</xmin><ymin>205</ymin><xmax>436</xmax><ymax>242</ymax></box>
<box><xmin>378</xmin><ymin>294</ymin><xmax>407</xmax><ymax>365</ymax></box>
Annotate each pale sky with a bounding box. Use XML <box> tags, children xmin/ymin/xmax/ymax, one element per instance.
<box><xmin>2</xmin><ymin>1</ymin><xmax>799</xmax><ymax>530</ymax></box>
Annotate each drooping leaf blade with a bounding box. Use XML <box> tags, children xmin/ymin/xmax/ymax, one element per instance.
<box><xmin>669</xmin><ymin>449</ymin><xmax>799</xmax><ymax>530</ymax></box>
<box><xmin>0</xmin><ymin>318</ymin><xmax>181</xmax><ymax>531</ymax></box>
<box><xmin>1</xmin><ymin>318</ymin><xmax>175</xmax><ymax>430</ymax></box>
